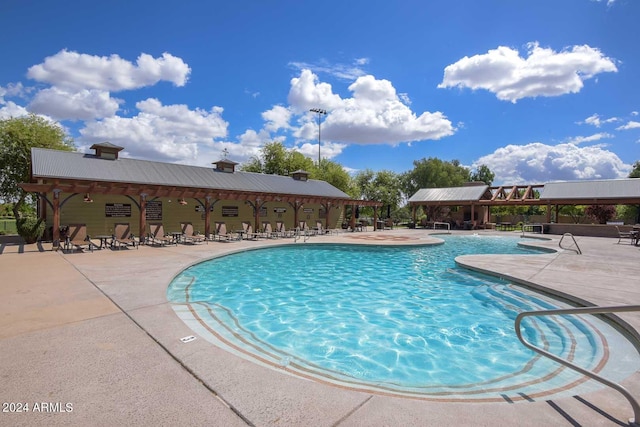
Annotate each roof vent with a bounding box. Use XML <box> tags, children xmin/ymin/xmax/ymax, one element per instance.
<box><xmin>213</xmin><ymin>159</ymin><xmax>238</xmax><ymax>173</ymax></box>
<box><xmin>291</xmin><ymin>170</ymin><xmax>310</xmax><ymax>181</ymax></box>
<box><xmin>90</xmin><ymin>142</ymin><xmax>124</xmax><ymax>160</ymax></box>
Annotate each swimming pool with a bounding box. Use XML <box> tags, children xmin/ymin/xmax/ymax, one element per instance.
<box><xmin>167</xmin><ymin>235</ymin><xmax>640</xmax><ymax>401</ymax></box>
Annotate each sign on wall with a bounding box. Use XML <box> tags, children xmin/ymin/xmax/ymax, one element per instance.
<box><xmin>105</xmin><ymin>203</ymin><xmax>131</xmax><ymax>217</ymax></box>
<box><xmin>146</xmin><ymin>200</ymin><xmax>162</xmax><ymax>221</ymax></box>
<box><xmin>222</xmin><ymin>206</ymin><xmax>239</xmax><ymax>217</ymax></box>
<box><xmin>195</xmin><ymin>205</ymin><xmax>214</xmax><ymax>212</ymax></box>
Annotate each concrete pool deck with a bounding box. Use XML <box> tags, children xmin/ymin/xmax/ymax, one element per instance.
<box><xmin>1</xmin><ymin>229</ymin><xmax>639</xmax><ymax>426</ymax></box>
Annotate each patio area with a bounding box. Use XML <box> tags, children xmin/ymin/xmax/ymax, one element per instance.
<box><xmin>1</xmin><ymin>229</ymin><xmax>639</xmax><ymax>426</ymax></box>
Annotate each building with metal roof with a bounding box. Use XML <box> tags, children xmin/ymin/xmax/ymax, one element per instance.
<box><xmin>409</xmin><ymin>179</ymin><xmax>640</xmax><ymax>227</ymax></box>
<box><xmin>22</xmin><ymin>143</ymin><xmax>382</xmax><ymax>245</ymax></box>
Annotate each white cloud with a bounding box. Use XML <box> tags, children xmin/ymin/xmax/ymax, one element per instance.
<box><xmin>28</xmin><ymin>87</ymin><xmax>121</xmax><ymax>121</ymax></box>
<box><xmin>439</xmin><ymin>42</ymin><xmax>617</xmax><ymax>102</ymax></box>
<box><xmin>27</xmin><ymin>50</ymin><xmax>191</xmax><ymax>92</ymax></box>
<box><xmin>581</xmin><ymin>113</ymin><xmax>619</xmax><ymax>127</ymax></box>
<box><xmin>294</xmin><ymin>140</ymin><xmax>347</xmax><ymax>160</ymax></box>
<box><xmin>591</xmin><ymin>0</ymin><xmax>616</xmax><ymax>6</ymax></box>
<box><xmin>616</xmin><ymin>121</ymin><xmax>640</xmax><ymax>131</ymax></box>
<box><xmin>0</xmin><ymin>101</ymin><xmax>30</xmax><ymax>119</ymax></box>
<box><xmin>0</xmin><ymin>82</ymin><xmax>27</xmax><ymax>102</ymax></box>
<box><xmin>289</xmin><ymin>58</ymin><xmax>369</xmax><ymax>81</ymax></box>
<box><xmin>565</xmin><ymin>132</ymin><xmax>613</xmax><ymax>144</ymax></box>
<box><xmin>78</xmin><ymin>98</ymin><xmax>228</xmax><ymax>162</ymax></box>
<box><xmin>287</xmin><ymin>70</ymin><xmax>455</xmax><ymax>145</ymax></box>
<box><xmin>262</xmin><ymin>105</ymin><xmax>292</xmax><ymax>132</ymax></box>
<box><xmin>473</xmin><ymin>142</ymin><xmax>630</xmax><ymax>184</ymax></box>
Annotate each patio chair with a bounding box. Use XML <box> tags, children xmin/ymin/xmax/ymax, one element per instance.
<box><xmin>261</xmin><ymin>221</ymin><xmax>278</xmax><ymax>238</ymax></box>
<box><xmin>214</xmin><ymin>222</ymin><xmax>240</xmax><ymax>242</ymax></box>
<box><xmin>315</xmin><ymin>220</ymin><xmax>328</xmax><ymax>235</ymax></box>
<box><xmin>616</xmin><ymin>226</ymin><xmax>634</xmax><ymax>244</ymax></box>
<box><xmin>147</xmin><ymin>223</ymin><xmax>176</xmax><ymax>246</ymax></box>
<box><xmin>64</xmin><ymin>224</ymin><xmax>95</xmax><ymax>253</ymax></box>
<box><xmin>180</xmin><ymin>222</ymin><xmax>206</xmax><ymax>244</ymax></box>
<box><xmin>113</xmin><ymin>223</ymin><xmax>138</xmax><ymax>250</ymax></box>
<box><xmin>275</xmin><ymin>221</ymin><xmax>293</xmax><ymax>238</ymax></box>
<box><xmin>299</xmin><ymin>221</ymin><xmax>315</xmax><ymax>236</ymax></box>
<box><xmin>241</xmin><ymin>221</ymin><xmax>260</xmax><ymax>240</ymax></box>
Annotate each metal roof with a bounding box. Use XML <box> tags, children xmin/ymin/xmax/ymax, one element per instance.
<box><xmin>30</xmin><ymin>148</ymin><xmax>350</xmax><ymax>199</ymax></box>
<box><xmin>408</xmin><ymin>185</ymin><xmax>489</xmax><ymax>203</ymax></box>
<box><xmin>539</xmin><ymin>178</ymin><xmax>640</xmax><ymax>200</ymax></box>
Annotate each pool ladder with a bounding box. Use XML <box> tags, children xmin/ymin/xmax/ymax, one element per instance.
<box><xmin>293</xmin><ymin>227</ymin><xmax>311</xmax><ymax>243</ymax></box>
<box><xmin>515</xmin><ymin>305</ymin><xmax>640</xmax><ymax>426</ymax></box>
<box><xmin>559</xmin><ymin>232</ymin><xmax>582</xmax><ymax>254</ymax></box>
<box><xmin>432</xmin><ymin>221</ymin><xmax>451</xmax><ymax>234</ymax></box>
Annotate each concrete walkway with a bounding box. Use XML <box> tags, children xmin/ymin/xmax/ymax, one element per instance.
<box><xmin>1</xmin><ymin>229</ymin><xmax>639</xmax><ymax>426</ymax></box>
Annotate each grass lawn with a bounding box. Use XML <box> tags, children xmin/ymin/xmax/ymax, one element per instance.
<box><xmin>0</xmin><ymin>218</ymin><xmax>17</xmax><ymax>234</ymax></box>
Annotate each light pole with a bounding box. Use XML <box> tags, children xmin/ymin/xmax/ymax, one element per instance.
<box><xmin>310</xmin><ymin>108</ymin><xmax>327</xmax><ymax>166</ymax></box>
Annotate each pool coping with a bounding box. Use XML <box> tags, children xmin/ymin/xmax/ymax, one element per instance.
<box><xmin>1</xmin><ymin>229</ymin><xmax>639</xmax><ymax>426</ymax></box>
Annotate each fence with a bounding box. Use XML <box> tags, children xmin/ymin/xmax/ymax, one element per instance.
<box><xmin>0</xmin><ymin>218</ymin><xmax>17</xmax><ymax>234</ymax></box>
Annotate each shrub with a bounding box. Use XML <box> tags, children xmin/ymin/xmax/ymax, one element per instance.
<box><xmin>16</xmin><ymin>216</ymin><xmax>45</xmax><ymax>244</ymax></box>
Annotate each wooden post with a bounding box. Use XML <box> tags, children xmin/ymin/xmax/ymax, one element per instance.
<box><xmin>139</xmin><ymin>194</ymin><xmax>147</xmax><ymax>241</ymax></box>
<box><xmin>373</xmin><ymin>205</ymin><xmax>379</xmax><ymax>230</ymax></box>
<box><xmin>204</xmin><ymin>197</ymin><xmax>211</xmax><ymax>238</ymax></box>
<box><xmin>254</xmin><ymin>198</ymin><xmax>261</xmax><ymax>232</ymax></box>
<box><xmin>52</xmin><ymin>189</ymin><xmax>61</xmax><ymax>247</ymax></box>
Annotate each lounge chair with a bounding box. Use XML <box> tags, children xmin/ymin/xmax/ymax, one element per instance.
<box><xmin>214</xmin><ymin>222</ymin><xmax>240</xmax><ymax>242</ymax></box>
<box><xmin>261</xmin><ymin>221</ymin><xmax>278</xmax><ymax>238</ymax></box>
<box><xmin>113</xmin><ymin>223</ymin><xmax>138</xmax><ymax>249</ymax></box>
<box><xmin>315</xmin><ymin>220</ymin><xmax>328</xmax><ymax>235</ymax></box>
<box><xmin>180</xmin><ymin>222</ymin><xmax>206</xmax><ymax>244</ymax></box>
<box><xmin>147</xmin><ymin>223</ymin><xmax>176</xmax><ymax>246</ymax></box>
<box><xmin>275</xmin><ymin>221</ymin><xmax>294</xmax><ymax>238</ymax></box>
<box><xmin>616</xmin><ymin>226</ymin><xmax>634</xmax><ymax>244</ymax></box>
<box><xmin>64</xmin><ymin>224</ymin><xmax>95</xmax><ymax>253</ymax></box>
<box><xmin>298</xmin><ymin>221</ymin><xmax>315</xmax><ymax>236</ymax></box>
<box><xmin>241</xmin><ymin>221</ymin><xmax>260</xmax><ymax>240</ymax></box>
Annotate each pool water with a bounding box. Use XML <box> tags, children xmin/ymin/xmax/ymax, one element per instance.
<box><xmin>167</xmin><ymin>235</ymin><xmax>640</xmax><ymax>401</ymax></box>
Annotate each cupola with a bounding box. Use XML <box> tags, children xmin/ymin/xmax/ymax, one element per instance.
<box><xmin>213</xmin><ymin>159</ymin><xmax>238</xmax><ymax>173</ymax></box>
<box><xmin>291</xmin><ymin>170</ymin><xmax>310</xmax><ymax>181</ymax></box>
<box><xmin>90</xmin><ymin>142</ymin><xmax>124</xmax><ymax>160</ymax></box>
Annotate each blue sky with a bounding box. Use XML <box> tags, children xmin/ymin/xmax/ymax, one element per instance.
<box><xmin>1</xmin><ymin>0</ymin><xmax>638</xmax><ymax>185</ymax></box>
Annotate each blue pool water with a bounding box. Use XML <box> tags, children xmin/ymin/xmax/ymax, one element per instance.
<box><xmin>167</xmin><ymin>235</ymin><xmax>640</xmax><ymax>400</ymax></box>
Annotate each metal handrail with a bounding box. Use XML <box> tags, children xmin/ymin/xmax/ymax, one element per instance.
<box><xmin>515</xmin><ymin>305</ymin><xmax>640</xmax><ymax>426</ymax></box>
<box><xmin>521</xmin><ymin>223</ymin><xmax>544</xmax><ymax>237</ymax></box>
<box><xmin>559</xmin><ymin>232</ymin><xmax>582</xmax><ymax>254</ymax></box>
<box><xmin>432</xmin><ymin>221</ymin><xmax>451</xmax><ymax>233</ymax></box>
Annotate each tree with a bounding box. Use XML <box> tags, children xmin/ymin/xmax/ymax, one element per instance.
<box><xmin>400</xmin><ymin>157</ymin><xmax>471</xmax><ymax>198</ymax></box>
<box><xmin>585</xmin><ymin>205</ymin><xmax>616</xmax><ymax>224</ymax></box>
<box><xmin>559</xmin><ymin>205</ymin><xmax>586</xmax><ymax>224</ymax></box>
<box><xmin>470</xmin><ymin>164</ymin><xmax>495</xmax><ymax>185</ymax></box>
<box><xmin>0</xmin><ymin>114</ymin><xmax>74</xmax><ymax>241</ymax></box>
<box><xmin>354</xmin><ymin>169</ymin><xmax>402</xmax><ymax>217</ymax></box>
<box><xmin>240</xmin><ymin>141</ymin><xmax>315</xmax><ymax>176</ymax></box>
<box><xmin>312</xmin><ymin>159</ymin><xmax>355</xmax><ymax>196</ymax></box>
<box><xmin>239</xmin><ymin>141</ymin><xmax>353</xmax><ymax>194</ymax></box>
<box><xmin>0</xmin><ymin>115</ymin><xmax>74</xmax><ymax>205</ymax></box>
<box><xmin>618</xmin><ymin>161</ymin><xmax>640</xmax><ymax>224</ymax></box>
